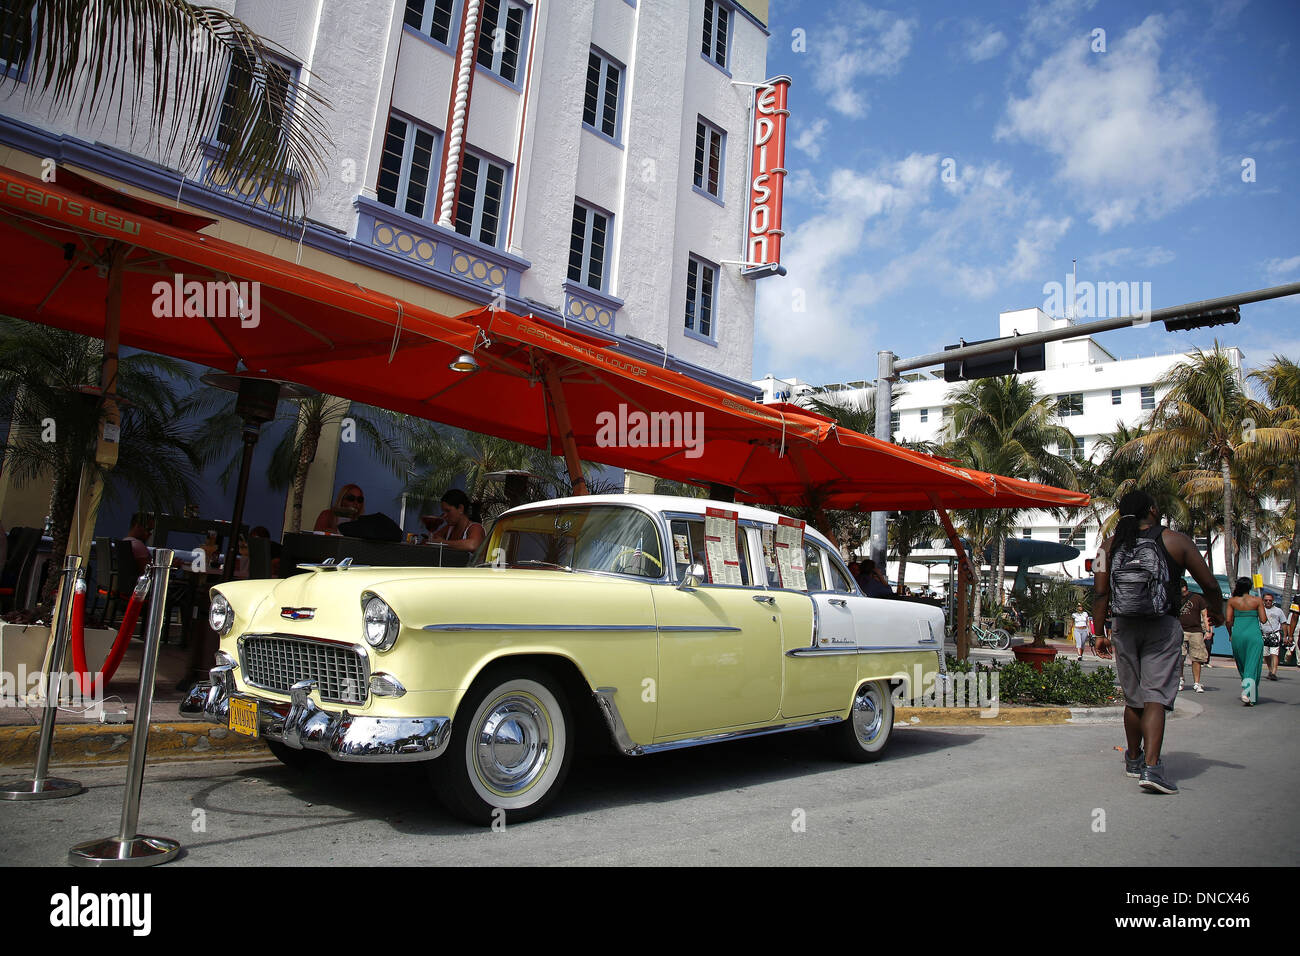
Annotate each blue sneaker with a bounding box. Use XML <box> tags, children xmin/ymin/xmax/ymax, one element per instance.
<box><xmin>1139</xmin><ymin>761</ymin><xmax>1178</xmax><ymax>794</ymax></box>
<box><xmin>1124</xmin><ymin>748</ymin><xmax>1143</xmax><ymax>778</ymax></box>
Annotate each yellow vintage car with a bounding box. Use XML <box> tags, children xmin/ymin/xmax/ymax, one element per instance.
<box><xmin>181</xmin><ymin>495</ymin><xmax>944</xmax><ymax>824</ymax></box>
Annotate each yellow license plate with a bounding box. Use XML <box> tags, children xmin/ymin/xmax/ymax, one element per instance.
<box><xmin>228</xmin><ymin>696</ymin><xmax>259</xmax><ymax>738</ymax></box>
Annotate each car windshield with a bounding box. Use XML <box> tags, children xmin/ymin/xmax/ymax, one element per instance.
<box><xmin>478</xmin><ymin>505</ymin><xmax>665</xmax><ymax>578</ymax></box>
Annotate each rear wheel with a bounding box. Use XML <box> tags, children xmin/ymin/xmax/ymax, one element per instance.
<box><xmin>430</xmin><ymin>665</ymin><xmax>573</xmax><ymax>826</ymax></box>
<box><xmin>828</xmin><ymin>680</ymin><xmax>894</xmax><ymax>762</ymax></box>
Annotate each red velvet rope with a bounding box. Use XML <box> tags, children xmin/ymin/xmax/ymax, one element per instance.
<box><xmin>70</xmin><ymin>572</ymin><xmax>148</xmax><ymax>697</ymax></box>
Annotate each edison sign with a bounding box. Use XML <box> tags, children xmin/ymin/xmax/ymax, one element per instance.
<box><xmin>746</xmin><ymin>76</ymin><xmax>791</xmax><ymax>278</ymax></box>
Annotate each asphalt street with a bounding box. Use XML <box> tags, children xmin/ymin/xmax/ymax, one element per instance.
<box><xmin>1</xmin><ymin>659</ymin><xmax>1295</xmax><ymax>867</ymax></box>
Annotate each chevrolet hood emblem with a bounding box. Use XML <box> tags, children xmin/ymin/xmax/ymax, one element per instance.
<box><xmin>280</xmin><ymin>607</ymin><xmax>316</xmax><ymax>621</ymax></box>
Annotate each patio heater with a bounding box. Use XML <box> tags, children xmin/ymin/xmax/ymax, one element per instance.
<box><xmin>199</xmin><ymin>372</ymin><xmax>316</xmax><ymax>582</ymax></box>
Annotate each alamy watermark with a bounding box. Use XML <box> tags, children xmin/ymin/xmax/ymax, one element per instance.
<box><xmin>1042</xmin><ymin>273</ymin><xmax>1152</xmax><ymax>325</ymax></box>
<box><xmin>2</xmin><ymin>665</ymin><xmax>105</xmax><ymax>712</ymax></box>
<box><xmin>594</xmin><ymin>403</ymin><xmax>705</xmax><ymax>459</ymax></box>
<box><xmin>151</xmin><ymin>274</ymin><xmax>261</xmax><ymax>328</ymax></box>
<box><xmin>892</xmin><ymin>665</ymin><xmax>1000</xmax><ymax>716</ymax></box>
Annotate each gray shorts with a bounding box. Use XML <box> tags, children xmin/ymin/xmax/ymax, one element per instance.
<box><xmin>1112</xmin><ymin>615</ymin><xmax>1183</xmax><ymax>711</ymax></box>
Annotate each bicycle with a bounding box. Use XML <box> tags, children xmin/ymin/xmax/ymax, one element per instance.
<box><xmin>971</xmin><ymin>620</ymin><xmax>1012</xmax><ymax>650</ymax></box>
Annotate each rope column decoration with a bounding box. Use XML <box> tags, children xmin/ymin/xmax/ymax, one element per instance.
<box><xmin>438</xmin><ymin>0</ymin><xmax>482</xmax><ymax>229</ymax></box>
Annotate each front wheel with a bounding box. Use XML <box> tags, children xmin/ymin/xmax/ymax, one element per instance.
<box><xmin>429</xmin><ymin>666</ymin><xmax>573</xmax><ymax>826</ymax></box>
<box><xmin>992</xmin><ymin>628</ymin><xmax>1011</xmax><ymax>650</ymax></box>
<box><xmin>829</xmin><ymin>680</ymin><xmax>894</xmax><ymax>763</ymax></box>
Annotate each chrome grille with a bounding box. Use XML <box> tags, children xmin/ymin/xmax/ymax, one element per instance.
<box><xmin>240</xmin><ymin>635</ymin><xmax>369</xmax><ymax>705</ymax></box>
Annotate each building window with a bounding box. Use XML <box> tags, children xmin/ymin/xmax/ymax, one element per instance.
<box><xmin>1111</xmin><ymin>388</ymin><xmax>1122</xmax><ymax>405</ymax></box>
<box><xmin>1059</xmin><ymin>437</ymin><xmax>1085</xmax><ymax>461</ymax></box>
<box><xmin>583</xmin><ymin>49</ymin><xmax>623</xmax><ymax>141</ymax></box>
<box><xmin>404</xmin><ymin>0</ymin><xmax>456</xmax><ymax>45</ymax></box>
<box><xmin>920</xmin><ymin>408</ymin><xmax>929</xmax><ymax>424</ymax></box>
<box><xmin>685</xmin><ymin>256</ymin><xmax>717</xmax><ymax>339</ymax></box>
<box><xmin>375</xmin><ymin>115</ymin><xmax>440</xmax><ymax>220</ymax></box>
<box><xmin>454</xmin><ymin>152</ymin><xmax>508</xmax><ymax>247</ymax></box>
<box><xmin>214</xmin><ymin>50</ymin><xmax>298</xmax><ymax>151</ymax></box>
<box><xmin>693</xmin><ymin>118</ymin><xmax>725</xmax><ymax>198</ymax></box>
<box><xmin>568</xmin><ymin>202</ymin><xmax>609</xmax><ymax>291</ymax></box>
<box><xmin>0</xmin><ymin>0</ymin><xmax>30</xmax><ymax>78</ymax></box>
<box><xmin>1056</xmin><ymin>392</ymin><xmax>1083</xmax><ymax>417</ymax></box>
<box><xmin>476</xmin><ymin>0</ymin><xmax>527</xmax><ymax>84</ymax></box>
<box><xmin>1140</xmin><ymin>385</ymin><xmax>1155</xmax><ymax>410</ymax></box>
<box><xmin>890</xmin><ymin>410</ymin><xmax>900</xmax><ymax>438</ymax></box>
<box><xmin>701</xmin><ymin>0</ymin><xmax>731</xmax><ymax>69</ymax></box>
<box><xmin>1059</xmin><ymin>526</ymin><xmax>1085</xmax><ymax>547</ymax></box>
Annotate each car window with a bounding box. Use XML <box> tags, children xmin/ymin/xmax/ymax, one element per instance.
<box><xmin>484</xmin><ymin>505</ymin><xmax>664</xmax><ymax>577</ymax></box>
<box><xmin>802</xmin><ymin>543</ymin><xmax>824</xmax><ymax>592</ymax></box>
<box><xmin>670</xmin><ymin>518</ymin><xmax>749</xmax><ymax>585</ymax></box>
<box><xmin>823</xmin><ymin>551</ymin><xmax>855</xmax><ymax>593</ymax></box>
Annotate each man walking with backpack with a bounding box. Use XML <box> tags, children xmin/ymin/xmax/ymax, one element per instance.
<box><xmin>1094</xmin><ymin>490</ymin><xmax>1225</xmax><ymax>794</ymax></box>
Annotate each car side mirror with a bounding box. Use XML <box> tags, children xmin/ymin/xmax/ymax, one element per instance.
<box><xmin>678</xmin><ymin>563</ymin><xmax>706</xmax><ymax>590</ymax></box>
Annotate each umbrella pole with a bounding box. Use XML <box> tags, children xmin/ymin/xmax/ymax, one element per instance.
<box><xmin>539</xmin><ymin>358</ymin><xmax>587</xmax><ymax>496</ymax></box>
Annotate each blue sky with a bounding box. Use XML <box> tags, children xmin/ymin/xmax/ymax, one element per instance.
<box><xmin>753</xmin><ymin>0</ymin><xmax>1300</xmax><ymax>388</ymax></box>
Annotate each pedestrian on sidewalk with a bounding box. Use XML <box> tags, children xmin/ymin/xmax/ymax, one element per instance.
<box><xmin>1093</xmin><ymin>490</ymin><xmax>1224</xmax><ymax>795</ymax></box>
<box><xmin>1071</xmin><ymin>604</ymin><xmax>1089</xmax><ymax>659</ymax></box>
<box><xmin>1227</xmin><ymin>578</ymin><xmax>1266</xmax><ymax>704</ymax></box>
<box><xmin>1261</xmin><ymin>593</ymin><xmax>1285</xmax><ymax>681</ymax></box>
<box><xmin>1177</xmin><ymin>581</ymin><xmax>1210</xmax><ymax>693</ymax></box>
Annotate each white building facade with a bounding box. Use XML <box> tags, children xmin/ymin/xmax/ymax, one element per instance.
<box><xmin>0</xmin><ymin>0</ymin><xmax>780</xmax><ymax>529</ymax></box>
<box><xmin>757</xmin><ymin>308</ymin><xmax>1260</xmax><ymax>586</ymax></box>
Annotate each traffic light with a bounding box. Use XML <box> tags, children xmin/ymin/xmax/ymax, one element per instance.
<box><xmin>1085</xmin><ymin>558</ymin><xmax>1094</xmax><ymax>573</ymax></box>
<box><xmin>1162</xmin><ymin>305</ymin><xmax>1240</xmax><ymax>333</ymax></box>
<box><xmin>943</xmin><ymin>338</ymin><xmax>1046</xmax><ymax>382</ymax></box>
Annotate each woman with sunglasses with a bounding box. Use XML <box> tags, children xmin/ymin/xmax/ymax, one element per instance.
<box><xmin>314</xmin><ymin>483</ymin><xmax>365</xmax><ymax>533</ymax></box>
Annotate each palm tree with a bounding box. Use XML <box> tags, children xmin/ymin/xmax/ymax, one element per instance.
<box><xmin>1122</xmin><ymin>344</ymin><xmax>1250</xmax><ymax>577</ymax></box>
<box><xmin>943</xmin><ymin>376</ymin><xmax>1079</xmax><ymax>615</ymax></box>
<box><xmin>1247</xmin><ymin>356</ymin><xmax>1300</xmax><ymax>613</ymax></box>
<box><xmin>0</xmin><ymin>0</ymin><xmax>333</xmax><ymax>221</ymax></box>
<box><xmin>0</xmin><ymin>319</ymin><xmax>202</xmax><ymax>604</ymax></box>
<box><xmin>888</xmin><ymin>509</ymin><xmax>941</xmax><ymax>595</ymax></box>
<box><xmin>191</xmin><ymin>392</ymin><xmax>406</xmax><ymax>533</ymax></box>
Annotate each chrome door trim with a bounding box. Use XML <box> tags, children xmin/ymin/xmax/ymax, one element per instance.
<box><xmin>787</xmin><ymin>644</ymin><xmax>935</xmax><ymax>657</ymax></box>
<box><xmin>422</xmin><ymin>622</ymin><xmax>659</xmax><ymax>632</ymax></box>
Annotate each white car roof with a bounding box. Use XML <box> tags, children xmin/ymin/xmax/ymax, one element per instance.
<box><xmin>503</xmin><ymin>494</ymin><xmax>836</xmax><ymax>549</ymax></box>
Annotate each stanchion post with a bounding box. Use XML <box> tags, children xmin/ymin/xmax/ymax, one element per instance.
<box><xmin>68</xmin><ymin>549</ymin><xmax>181</xmax><ymax>866</ymax></box>
<box><xmin>0</xmin><ymin>555</ymin><xmax>85</xmax><ymax>801</ymax></box>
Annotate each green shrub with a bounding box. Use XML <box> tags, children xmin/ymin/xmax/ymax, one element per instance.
<box><xmin>945</xmin><ymin>654</ymin><xmax>1120</xmax><ymax>706</ymax></box>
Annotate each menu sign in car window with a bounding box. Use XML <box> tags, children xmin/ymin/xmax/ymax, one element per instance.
<box><xmin>774</xmin><ymin>516</ymin><xmax>806</xmax><ymax>590</ymax></box>
<box><xmin>704</xmin><ymin>507</ymin><xmax>743</xmax><ymax>585</ymax></box>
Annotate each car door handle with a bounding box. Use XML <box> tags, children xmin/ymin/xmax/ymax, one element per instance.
<box><xmin>753</xmin><ymin>595</ymin><xmax>775</xmax><ymax>605</ymax></box>
<box><xmin>828</xmin><ymin>598</ymin><xmax>847</xmax><ymax>607</ymax></box>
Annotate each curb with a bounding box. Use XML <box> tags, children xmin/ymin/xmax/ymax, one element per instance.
<box><xmin>895</xmin><ymin>705</ymin><xmax>1079</xmax><ymax>726</ymax></box>
<box><xmin>0</xmin><ymin>720</ymin><xmax>269</xmax><ymax>768</ymax></box>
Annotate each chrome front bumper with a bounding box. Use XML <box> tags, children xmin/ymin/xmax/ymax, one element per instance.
<box><xmin>180</xmin><ymin>662</ymin><xmax>451</xmax><ymax>763</ymax></box>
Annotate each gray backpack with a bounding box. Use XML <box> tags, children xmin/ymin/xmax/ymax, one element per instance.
<box><xmin>1110</xmin><ymin>529</ymin><xmax>1170</xmax><ymax>618</ymax></box>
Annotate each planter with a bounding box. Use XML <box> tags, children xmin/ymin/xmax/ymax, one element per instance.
<box><xmin>1012</xmin><ymin>643</ymin><xmax>1059</xmax><ymax>672</ymax></box>
<box><xmin>0</xmin><ymin>621</ymin><xmax>117</xmax><ymax>704</ymax></box>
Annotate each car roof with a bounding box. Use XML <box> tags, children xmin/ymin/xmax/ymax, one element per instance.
<box><xmin>503</xmin><ymin>494</ymin><xmax>836</xmax><ymax>549</ymax></box>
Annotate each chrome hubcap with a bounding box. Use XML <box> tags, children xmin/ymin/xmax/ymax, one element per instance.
<box><xmin>475</xmin><ymin>693</ymin><xmax>551</xmax><ymax>795</ymax></box>
<box><xmin>852</xmin><ymin>687</ymin><xmax>883</xmax><ymax>744</ymax></box>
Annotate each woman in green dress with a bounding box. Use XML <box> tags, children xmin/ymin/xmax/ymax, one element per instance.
<box><xmin>1226</xmin><ymin>577</ymin><xmax>1267</xmax><ymax>705</ymax></box>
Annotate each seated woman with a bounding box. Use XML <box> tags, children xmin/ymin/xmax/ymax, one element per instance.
<box><xmin>314</xmin><ymin>484</ymin><xmax>365</xmax><ymax>533</ymax></box>
<box><xmin>429</xmin><ymin>489</ymin><xmax>485</xmax><ymax>552</ymax></box>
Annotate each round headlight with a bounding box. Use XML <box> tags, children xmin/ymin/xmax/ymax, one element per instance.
<box><xmin>209</xmin><ymin>593</ymin><xmax>233</xmax><ymax>636</ymax></box>
<box><xmin>362</xmin><ymin>594</ymin><xmax>400</xmax><ymax>651</ymax></box>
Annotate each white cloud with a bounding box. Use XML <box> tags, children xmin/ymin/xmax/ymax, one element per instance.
<box><xmin>962</xmin><ymin>21</ymin><xmax>1008</xmax><ymax>62</ymax></box>
<box><xmin>1262</xmin><ymin>255</ymin><xmax>1300</xmax><ymax>282</ymax></box>
<box><xmin>1014</xmin><ymin>0</ymin><xmax>1098</xmax><ymax>70</ymax></box>
<box><xmin>756</xmin><ymin>156</ymin><xmax>1070</xmax><ymax>377</ymax></box>
<box><xmin>810</xmin><ymin>6</ymin><xmax>916</xmax><ymax>118</ymax></box>
<box><xmin>1085</xmin><ymin>246</ymin><xmax>1177</xmax><ymax>270</ymax></box>
<box><xmin>791</xmin><ymin>117</ymin><xmax>830</xmax><ymax>159</ymax></box>
<box><xmin>996</xmin><ymin>15</ymin><xmax>1219</xmax><ymax>231</ymax></box>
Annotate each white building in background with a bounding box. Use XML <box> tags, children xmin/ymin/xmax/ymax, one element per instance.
<box><xmin>0</xmin><ymin>0</ymin><xmax>781</xmax><ymax>530</ymax></box>
<box><xmin>756</xmin><ymin>308</ymin><xmax>1260</xmax><ymax>586</ymax></box>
